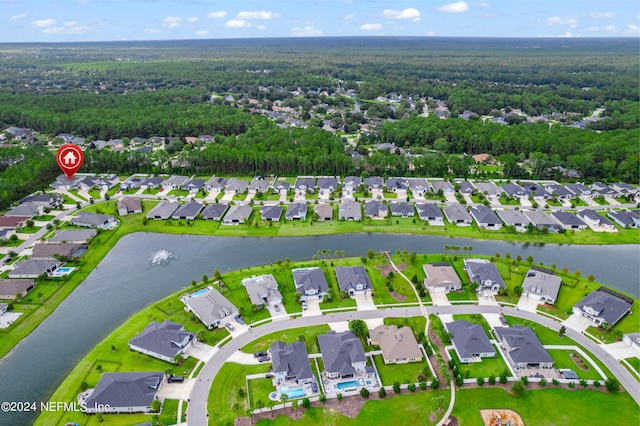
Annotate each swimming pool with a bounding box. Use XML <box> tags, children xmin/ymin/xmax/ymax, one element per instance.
<box><xmin>334</xmin><ymin>378</ymin><xmax>364</xmax><ymax>390</ymax></box>
<box><xmin>280</xmin><ymin>387</ymin><xmax>305</xmax><ymax>399</ymax></box>
<box><xmin>49</xmin><ymin>267</ymin><xmax>75</xmax><ymax>277</ymax></box>
<box><xmin>191</xmin><ymin>288</ymin><xmax>209</xmax><ymax>297</ymax></box>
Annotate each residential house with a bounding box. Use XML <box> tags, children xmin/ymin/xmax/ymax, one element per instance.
<box><xmin>423</xmin><ymin>263</ymin><xmax>462</xmax><ymax>292</ymax></box>
<box><xmin>270</xmin><ymin>341</ymin><xmax>315</xmax><ymax>384</ymax></box>
<box><xmin>8</xmin><ymin>258</ymin><xmax>62</xmax><ymax>279</ymax></box>
<box><xmin>224</xmin><ymin>178</ymin><xmax>249</xmax><ymax>195</ymax></box>
<box><xmin>607</xmin><ymin>210</ymin><xmax>640</xmax><ymax>228</ymax></box>
<box><xmin>464</xmin><ymin>258</ymin><xmax>506</xmax><ymax>293</ymax></box>
<box><xmin>0</xmin><ymin>279</ymin><xmax>36</xmax><ymax>300</ymax></box>
<box><xmin>200</xmin><ymin>204</ymin><xmax>228</xmax><ymax>221</ymax></box>
<box><xmin>0</xmin><ymin>216</ymin><xmax>30</xmax><ymax>229</ymax></box>
<box><xmin>248</xmin><ymin>177</ymin><xmax>271</xmax><ymax>194</ymax></box>
<box><xmin>385</xmin><ymin>178</ymin><xmax>407</xmax><ymax>193</ymax></box>
<box><xmin>369</xmin><ymin>325</ymin><xmax>423</xmax><ymax>364</ymax></box>
<box><xmin>446</xmin><ymin>320</ymin><xmax>496</xmax><ymax>363</ymax></box>
<box><xmin>430</xmin><ymin>180</ymin><xmax>455</xmax><ymax>194</ymax></box>
<box><xmin>343</xmin><ymin>176</ymin><xmax>362</xmax><ymax>193</ymax></box>
<box><xmin>390</xmin><ymin>202</ymin><xmax>415</xmax><ymax>218</ymax></box>
<box><xmin>260</xmin><ymin>205</ymin><xmax>283</xmax><ymax>222</ymax></box>
<box><xmin>523</xmin><ymin>210</ymin><xmax>562</xmax><ymax>232</ymax></box>
<box><xmin>4</xmin><ymin>203</ymin><xmax>41</xmax><ymax>217</ymax></box>
<box><xmin>573</xmin><ymin>288</ymin><xmax>633</xmax><ymax>326</ymax></box>
<box><xmin>475</xmin><ymin>182</ymin><xmax>501</xmax><ymax>200</ymax></box>
<box><xmin>222</xmin><ymin>205</ymin><xmax>252</xmax><ymax>225</ymax></box>
<box><xmin>364</xmin><ymin>200</ymin><xmax>388</xmax><ymax>219</ymax></box>
<box><xmin>317</xmin><ymin>177</ymin><xmax>339</xmax><ymax>195</ymax></box>
<box><xmin>500</xmin><ymin>183</ymin><xmax>528</xmax><ymax>200</ymax></box>
<box><xmin>472</xmin><ymin>153</ymin><xmax>493</xmax><ymax>163</ymax></box>
<box><xmin>576</xmin><ymin>210</ymin><xmax>616</xmax><ymax>232</ymax></box>
<box><xmin>363</xmin><ymin>177</ymin><xmax>384</xmax><ymax>191</ymax></box>
<box><xmin>591</xmin><ymin>182</ymin><xmax>617</xmax><ymax>197</ymax></box>
<box><xmin>171</xmin><ymin>201</ymin><xmax>203</xmax><ymax>220</ymax></box>
<box><xmin>443</xmin><ymin>203</ymin><xmax>473</xmax><ymax>225</ymax></box>
<box><xmin>19</xmin><ymin>194</ymin><xmax>63</xmax><ymax>209</ymax></box>
<box><xmin>469</xmin><ymin>205</ymin><xmax>502</xmax><ymax>230</ymax></box>
<box><xmin>611</xmin><ymin>182</ymin><xmax>637</xmax><ymax>197</ymax></box>
<box><xmin>206</xmin><ymin>177</ymin><xmax>228</xmax><ymax>192</ymax></box>
<box><xmin>519</xmin><ymin>182</ymin><xmax>549</xmax><ymax>200</ymax></box>
<box><xmin>544</xmin><ymin>183</ymin><xmax>575</xmax><ymax>200</ymax></box>
<box><xmin>622</xmin><ymin>333</ymin><xmax>640</xmax><ymax>354</ymax></box>
<box><xmin>415</xmin><ymin>203</ymin><xmax>444</xmax><ymax>225</ymax></box>
<box><xmin>49</xmin><ymin>174</ymin><xmax>84</xmax><ymax>190</ymax></box>
<box><xmin>180</xmin><ymin>286</ymin><xmax>238</xmax><ymax>329</ymax></box>
<box><xmin>294</xmin><ymin>177</ymin><xmax>316</xmax><ymax>195</ymax></box>
<box><xmin>521</xmin><ymin>267</ymin><xmax>562</xmax><ymax>304</ymax></box>
<box><xmin>565</xmin><ymin>183</ymin><xmax>593</xmax><ymax>198</ymax></box>
<box><xmin>82</xmin><ymin>372</ymin><xmax>164</xmax><ymax>414</ymax></box>
<box><xmin>407</xmin><ymin>178</ymin><xmax>429</xmax><ymax>197</ymax></box>
<box><xmin>338</xmin><ymin>200</ymin><xmax>362</xmax><ymax>221</ymax></box>
<box><xmin>242</xmin><ymin>274</ymin><xmax>282</xmax><ymax>307</ymax></box>
<box><xmin>314</xmin><ymin>204</ymin><xmax>333</xmax><ymax>221</ymax></box>
<box><xmin>273</xmin><ymin>181</ymin><xmax>291</xmax><ymax>195</ymax></box>
<box><xmin>183</xmin><ymin>178</ymin><xmax>206</xmax><ymax>194</ymax></box>
<box><xmin>49</xmin><ymin>229</ymin><xmax>97</xmax><ymax>243</ymax></box>
<box><xmin>128</xmin><ymin>321</ymin><xmax>195</xmax><ymax>363</ymax></box>
<box><xmin>495</xmin><ymin>325</ymin><xmax>554</xmax><ymax>370</ymax></box>
<box><xmin>31</xmin><ymin>243</ymin><xmax>85</xmax><ymax>260</ymax></box>
<box><xmin>292</xmin><ymin>267</ymin><xmax>329</xmax><ymax>299</ymax></box>
<box><xmin>146</xmin><ymin>200</ymin><xmax>179</xmax><ymax>220</ymax></box>
<box><xmin>78</xmin><ymin>175</ymin><xmax>119</xmax><ymax>191</ymax></box>
<box><xmin>335</xmin><ymin>266</ymin><xmax>372</xmax><ymax>295</ymax></box>
<box><xmin>318</xmin><ymin>331</ymin><xmax>367</xmax><ymax>379</ymax></box>
<box><xmin>285</xmin><ymin>203</ymin><xmax>308</xmax><ymax>221</ymax></box>
<box><xmin>0</xmin><ymin>229</ymin><xmax>16</xmax><ymax>242</ymax></box>
<box><xmin>161</xmin><ymin>175</ymin><xmax>188</xmax><ymax>190</ymax></box>
<box><xmin>117</xmin><ymin>197</ymin><xmax>142</xmax><ymax>216</ymax></box>
<box><xmin>455</xmin><ymin>180</ymin><xmax>476</xmax><ymax>194</ymax></box>
<box><xmin>495</xmin><ymin>209</ymin><xmax>531</xmax><ymax>231</ymax></box>
<box><xmin>140</xmin><ymin>177</ymin><xmax>163</xmax><ymax>189</ymax></box>
<box><xmin>550</xmin><ymin>211</ymin><xmax>587</xmax><ymax>230</ymax></box>
<box><xmin>70</xmin><ymin>212</ymin><xmax>116</xmax><ymax>229</ymax></box>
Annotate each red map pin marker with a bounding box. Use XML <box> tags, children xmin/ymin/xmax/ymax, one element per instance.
<box><xmin>56</xmin><ymin>144</ymin><xmax>84</xmax><ymax>178</ymax></box>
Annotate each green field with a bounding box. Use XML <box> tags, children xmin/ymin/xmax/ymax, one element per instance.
<box><xmin>241</xmin><ymin>325</ymin><xmax>331</xmax><ymax>355</ymax></box>
<box><xmin>546</xmin><ymin>349</ymin><xmax>605</xmax><ymax>380</ymax></box>
<box><xmin>373</xmin><ymin>355</ymin><xmax>429</xmax><ymax>385</ymax></box>
<box><xmin>448</xmin><ymin>347</ymin><xmax>509</xmax><ymax>379</ymax></box>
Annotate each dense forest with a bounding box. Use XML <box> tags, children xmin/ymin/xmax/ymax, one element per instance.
<box><xmin>0</xmin><ymin>147</ymin><xmax>59</xmax><ymax>210</ymax></box>
<box><xmin>0</xmin><ymin>37</ymin><xmax>638</xmax><ymax>188</ymax></box>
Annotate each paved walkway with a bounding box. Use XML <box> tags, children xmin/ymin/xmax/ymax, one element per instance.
<box><xmin>482</xmin><ymin>313</ymin><xmax>506</xmax><ymax>330</ymax></box>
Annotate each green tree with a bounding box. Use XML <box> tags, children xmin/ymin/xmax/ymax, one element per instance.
<box><xmin>378</xmin><ymin>387</ymin><xmax>387</xmax><ymax>398</ymax></box>
<box><xmin>605</xmin><ymin>377</ymin><xmax>620</xmax><ymax>393</ymax></box>
<box><xmin>301</xmin><ymin>398</ymin><xmax>311</xmax><ymax>409</ymax></box>
<box><xmin>360</xmin><ymin>387</ymin><xmax>370</xmax><ymax>398</ymax></box>
<box><xmin>393</xmin><ymin>381</ymin><xmax>401</xmax><ymax>393</ymax></box>
<box><xmin>511</xmin><ymin>380</ymin><xmax>525</xmax><ymax>398</ymax></box>
<box><xmin>349</xmin><ymin>319</ymin><xmax>368</xmax><ymax>339</ymax></box>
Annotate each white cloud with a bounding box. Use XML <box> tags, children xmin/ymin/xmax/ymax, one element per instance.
<box><xmin>475</xmin><ymin>2</ymin><xmax>490</xmax><ymax>8</ymax></box>
<box><xmin>589</xmin><ymin>25</ymin><xmax>600</xmax><ymax>32</ymax></box>
<box><xmin>144</xmin><ymin>28</ymin><xmax>161</xmax><ymax>34</ymax></box>
<box><xmin>383</xmin><ymin>8</ymin><xmax>421</xmax><ymax>21</ymax></box>
<box><xmin>163</xmin><ymin>16</ymin><xmax>182</xmax><ymax>28</ymax></box>
<box><xmin>291</xmin><ymin>25</ymin><xmax>322</xmax><ymax>36</ymax></box>
<box><xmin>558</xmin><ymin>32</ymin><xmax>580</xmax><ymax>38</ymax></box>
<box><xmin>207</xmin><ymin>11</ymin><xmax>227</xmax><ymax>19</ymax></box>
<box><xmin>31</xmin><ymin>19</ymin><xmax>56</xmax><ymax>28</ymax></box>
<box><xmin>546</xmin><ymin>16</ymin><xmax>578</xmax><ymax>28</ymax></box>
<box><xmin>236</xmin><ymin>11</ymin><xmax>278</xmax><ymax>20</ymax></box>
<box><xmin>186</xmin><ymin>17</ymin><xmax>198</xmax><ymax>22</ymax></box>
<box><xmin>604</xmin><ymin>25</ymin><xmax>617</xmax><ymax>32</ymax></box>
<box><xmin>226</xmin><ymin>19</ymin><xmax>248</xmax><ymax>28</ymax></box>
<box><xmin>42</xmin><ymin>24</ymin><xmax>94</xmax><ymax>35</ymax></box>
<box><xmin>627</xmin><ymin>24</ymin><xmax>640</xmax><ymax>33</ymax></box>
<box><xmin>10</xmin><ymin>14</ymin><xmax>26</xmax><ymax>21</ymax></box>
<box><xmin>589</xmin><ymin>12</ymin><xmax>615</xmax><ymax>19</ymax></box>
<box><xmin>344</xmin><ymin>14</ymin><xmax>355</xmax><ymax>20</ymax></box>
<box><xmin>360</xmin><ymin>23</ymin><xmax>382</xmax><ymax>31</ymax></box>
<box><xmin>196</xmin><ymin>30</ymin><xmax>209</xmax><ymax>36</ymax></box>
<box><xmin>437</xmin><ymin>1</ymin><xmax>469</xmax><ymax>13</ymax></box>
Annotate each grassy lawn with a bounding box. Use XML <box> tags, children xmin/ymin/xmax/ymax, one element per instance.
<box><xmin>382</xmin><ymin>191</ymin><xmax>398</xmax><ymax>199</ymax></box>
<box><xmin>451</xmin><ymin>387</ymin><xmax>639</xmax><ymax>426</ymax></box>
<box><xmin>572</xmin><ymin>198</ymin><xmax>588</xmax><ymax>207</ymax></box>
<box><xmin>241</xmin><ymin>325</ymin><xmax>331</xmax><ymax>355</ymax></box>
<box><xmin>19</xmin><ymin>225</ymin><xmax>42</xmax><ymax>233</ymax></box>
<box><xmin>168</xmin><ymin>189</ymin><xmax>190</xmax><ymax>197</ymax></box>
<box><xmin>144</xmin><ymin>187</ymin><xmax>162</xmax><ymax>195</ymax></box>
<box><xmin>373</xmin><ymin>355</ymin><xmax>429</xmax><ymax>385</ymax></box>
<box><xmin>88</xmin><ymin>189</ymin><xmax>102</xmax><ymax>200</ymax></box>
<box><xmin>233</xmin><ymin>192</ymin><xmax>249</xmax><ymax>201</ymax></box>
<box><xmin>447</xmin><ymin>287</ymin><xmax>478</xmax><ymax>301</ymax></box>
<box><xmin>498</xmin><ymin>196</ymin><xmax>520</xmax><ymax>206</ymax></box>
<box><xmin>32</xmin><ymin>214</ymin><xmax>56</xmax><ymax>221</ymax></box>
<box><xmin>384</xmin><ymin>316</ymin><xmax>426</xmax><ymax>338</ymax></box>
<box><xmin>449</xmin><ymin>347</ymin><xmax>509</xmax><ymax>379</ymax></box>
<box><xmin>452</xmin><ymin>314</ymin><xmax>492</xmax><ymax>336</ymax></box>
<box><xmin>208</xmin><ymin>362</ymin><xmax>270</xmax><ymax>425</ymax></box>
<box><xmin>106</xmin><ymin>185</ymin><xmax>120</xmax><ymax>196</ymax></box>
<box><xmin>624</xmin><ymin>357</ymin><xmax>640</xmax><ymax>375</ymax></box>
<box><xmin>255</xmin><ymin>389</ymin><xmax>450</xmax><ymax>426</ymax></box>
<box><xmin>546</xmin><ymin>199</ymin><xmax>562</xmax><ymax>207</ymax></box>
<box><xmin>248</xmin><ymin>375</ymin><xmax>277</xmax><ymax>408</ymax></box>
<box><xmin>158</xmin><ymin>398</ymin><xmax>181</xmax><ymax>425</ymax></box>
<box><xmin>546</xmin><ymin>349</ymin><xmax>605</xmax><ymax>380</ymax></box>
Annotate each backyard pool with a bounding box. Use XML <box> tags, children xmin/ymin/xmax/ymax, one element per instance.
<box><xmin>49</xmin><ymin>267</ymin><xmax>75</xmax><ymax>277</ymax></box>
<box><xmin>280</xmin><ymin>386</ymin><xmax>305</xmax><ymax>399</ymax></box>
<box><xmin>334</xmin><ymin>378</ymin><xmax>365</xmax><ymax>390</ymax></box>
<box><xmin>190</xmin><ymin>288</ymin><xmax>209</xmax><ymax>297</ymax></box>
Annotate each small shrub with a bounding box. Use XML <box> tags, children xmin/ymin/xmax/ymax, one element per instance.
<box><xmin>408</xmin><ymin>383</ymin><xmax>416</xmax><ymax>392</ymax></box>
<box><xmin>378</xmin><ymin>387</ymin><xmax>386</xmax><ymax>398</ymax></box>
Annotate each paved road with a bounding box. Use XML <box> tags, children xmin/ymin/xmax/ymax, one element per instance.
<box><xmin>186</xmin><ymin>305</ymin><xmax>640</xmax><ymax>425</ymax></box>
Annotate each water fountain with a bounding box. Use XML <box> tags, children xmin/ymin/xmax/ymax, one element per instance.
<box><xmin>149</xmin><ymin>249</ymin><xmax>175</xmax><ymax>266</ymax></box>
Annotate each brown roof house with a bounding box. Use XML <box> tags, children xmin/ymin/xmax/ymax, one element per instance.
<box><xmin>0</xmin><ymin>279</ymin><xmax>36</xmax><ymax>300</ymax></box>
<box><xmin>369</xmin><ymin>325</ymin><xmax>423</xmax><ymax>364</ymax></box>
<box><xmin>117</xmin><ymin>197</ymin><xmax>142</xmax><ymax>216</ymax></box>
<box><xmin>423</xmin><ymin>263</ymin><xmax>462</xmax><ymax>293</ymax></box>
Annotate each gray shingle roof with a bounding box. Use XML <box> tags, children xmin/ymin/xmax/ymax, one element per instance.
<box><xmin>70</xmin><ymin>212</ymin><xmax>115</xmax><ymax>227</ymax></box>
<box><xmin>523</xmin><ymin>210</ymin><xmax>560</xmax><ymax>229</ymax></box>
<box><xmin>242</xmin><ymin>274</ymin><xmax>282</xmax><ymax>306</ymax></box>
<box><xmin>464</xmin><ymin>259</ymin><xmax>506</xmax><ymax>290</ymax></box>
<box><xmin>318</xmin><ymin>177</ymin><xmax>339</xmax><ymax>190</ymax></box>
<box><xmin>443</xmin><ymin>203</ymin><xmax>472</xmax><ymax>223</ymax></box>
<box><xmin>339</xmin><ymin>200</ymin><xmax>362</xmax><ymax>220</ymax></box>
<box><xmin>494</xmin><ymin>325</ymin><xmax>554</xmax><ymax>364</ymax></box>
<box><xmin>171</xmin><ymin>201</ymin><xmax>203</xmax><ymax>219</ymax></box>
<box><xmin>521</xmin><ymin>268</ymin><xmax>561</xmax><ymax>302</ymax></box>
<box><xmin>390</xmin><ymin>202</ymin><xmax>415</xmax><ymax>217</ymax></box>
<box><xmin>544</xmin><ymin>183</ymin><xmax>574</xmax><ymax>197</ymax></box>
<box><xmin>270</xmin><ymin>341</ymin><xmax>314</xmax><ymax>382</ymax></box>
<box><xmin>550</xmin><ymin>211</ymin><xmax>586</xmax><ymax>227</ymax></box>
<box><xmin>84</xmin><ymin>372</ymin><xmax>164</xmax><ymax>411</ymax></box>
<box><xmin>129</xmin><ymin>321</ymin><xmax>194</xmax><ymax>360</ymax></box>
<box><xmin>49</xmin><ymin>229</ymin><xmax>97</xmax><ymax>243</ymax></box>
<box><xmin>181</xmin><ymin>286</ymin><xmax>237</xmax><ymax>327</ymax></box>
<box><xmin>318</xmin><ymin>331</ymin><xmax>366</xmax><ymax>377</ymax></box>
<box><xmin>500</xmin><ymin>183</ymin><xmax>527</xmax><ymax>197</ymax></box>
<box><xmin>146</xmin><ymin>200</ymin><xmax>179</xmax><ymax>219</ymax></box>
<box><xmin>495</xmin><ymin>209</ymin><xmax>531</xmax><ymax>227</ymax></box>
<box><xmin>295</xmin><ymin>177</ymin><xmax>316</xmax><ymax>190</ymax></box>
<box><xmin>223</xmin><ymin>205</ymin><xmax>252</xmax><ymax>223</ymax></box>
<box><xmin>386</xmin><ymin>178</ymin><xmax>407</xmax><ymax>191</ymax></box>
<box><xmin>574</xmin><ymin>288</ymin><xmax>633</xmax><ymax>325</ymax></box>
<box><xmin>292</xmin><ymin>267</ymin><xmax>329</xmax><ymax>295</ymax></box>
<box><xmin>31</xmin><ymin>243</ymin><xmax>85</xmax><ymax>259</ymax></box>
<box><xmin>183</xmin><ymin>178</ymin><xmax>205</xmax><ymax>191</ymax></box>
<box><xmin>364</xmin><ymin>200</ymin><xmax>388</xmax><ymax>217</ymax></box>
<box><xmin>475</xmin><ymin>182</ymin><xmax>501</xmax><ymax>196</ymax></box>
<box><xmin>335</xmin><ymin>266</ymin><xmax>372</xmax><ymax>292</ymax></box>
<box><xmin>363</xmin><ymin>177</ymin><xmax>384</xmax><ymax>188</ymax></box>
<box><xmin>576</xmin><ymin>209</ymin><xmax>614</xmax><ymax>227</ymax></box>
<box><xmin>447</xmin><ymin>320</ymin><xmax>495</xmax><ymax>359</ymax></box>
<box><xmin>9</xmin><ymin>258</ymin><xmax>61</xmax><ymax>278</ymax></box>
<box><xmin>415</xmin><ymin>203</ymin><xmax>443</xmax><ymax>220</ymax></box>
<box><xmin>260</xmin><ymin>205</ymin><xmax>283</xmax><ymax>221</ymax></box>
<box><xmin>285</xmin><ymin>203</ymin><xmax>308</xmax><ymax>220</ymax></box>
<box><xmin>469</xmin><ymin>205</ymin><xmax>501</xmax><ymax>225</ymax></box>
<box><xmin>201</xmin><ymin>204</ymin><xmax>228</xmax><ymax>220</ymax></box>
<box><xmin>430</xmin><ymin>180</ymin><xmax>454</xmax><ymax>193</ymax></box>
<box><xmin>225</xmin><ymin>178</ymin><xmax>249</xmax><ymax>193</ymax></box>
<box><xmin>0</xmin><ymin>279</ymin><xmax>36</xmax><ymax>298</ymax></box>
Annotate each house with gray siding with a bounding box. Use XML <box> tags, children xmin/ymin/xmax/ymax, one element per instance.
<box><xmin>161</xmin><ymin>175</ymin><xmax>188</xmax><ymax>190</ymax></box>
<box><xmin>285</xmin><ymin>203</ymin><xmax>308</xmax><ymax>221</ymax></box>
<box><xmin>117</xmin><ymin>197</ymin><xmax>142</xmax><ymax>216</ymax></box>
<box><xmin>550</xmin><ymin>211</ymin><xmax>587</xmax><ymax>230</ymax></box>
<box><xmin>364</xmin><ymin>200</ymin><xmax>388</xmax><ymax>219</ymax></box>
<box><xmin>335</xmin><ymin>266</ymin><xmax>372</xmax><ymax>295</ymax></box>
<box><xmin>206</xmin><ymin>177</ymin><xmax>228</xmax><ymax>192</ymax></box>
<box><xmin>608</xmin><ymin>210</ymin><xmax>640</xmax><ymax>228</ymax></box>
<box><xmin>495</xmin><ymin>325</ymin><xmax>554</xmax><ymax>371</ymax></box>
<box><xmin>292</xmin><ymin>267</ymin><xmax>329</xmax><ymax>299</ymax></box>
<box><xmin>242</xmin><ymin>274</ymin><xmax>282</xmax><ymax>307</ymax></box>
<box><xmin>446</xmin><ymin>320</ymin><xmax>496</xmax><ymax>363</ymax></box>
<box><xmin>270</xmin><ymin>341</ymin><xmax>315</xmax><ymax>384</ymax></box>
<box><xmin>128</xmin><ymin>321</ymin><xmax>195</xmax><ymax>363</ymax></box>
<box><xmin>576</xmin><ymin>209</ymin><xmax>616</xmax><ymax>231</ymax></box>
<box><xmin>464</xmin><ymin>258</ymin><xmax>506</xmax><ymax>292</ymax></box>
<box><xmin>294</xmin><ymin>177</ymin><xmax>316</xmax><ymax>195</ymax></box>
<box><xmin>81</xmin><ymin>372</ymin><xmax>164</xmax><ymax>414</ymax></box>
<box><xmin>248</xmin><ymin>177</ymin><xmax>271</xmax><ymax>194</ymax></box>
<box><xmin>181</xmin><ymin>286</ymin><xmax>238</xmax><ymax>329</ymax></box>
<box><xmin>318</xmin><ymin>331</ymin><xmax>367</xmax><ymax>379</ymax></box>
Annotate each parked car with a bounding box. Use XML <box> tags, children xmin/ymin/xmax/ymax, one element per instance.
<box><xmin>168</xmin><ymin>375</ymin><xmax>184</xmax><ymax>383</ymax></box>
<box><xmin>483</xmin><ymin>292</ymin><xmax>489</xmax><ymax>299</ymax></box>
<box><xmin>301</xmin><ymin>301</ymin><xmax>307</xmax><ymax>310</ymax></box>
<box><xmin>254</xmin><ymin>351</ymin><xmax>268</xmax><ymax>358</ymax></box>
<box><xmin>274</xmin><ymin>305</ymin><xmax>281</xmax><ymax>312</ymax></box>
<box><xmin>258</xmin><ymin>355</ymin><xmax>270</xmax><ymax>362</ymax></box>
<box><xmin>499</xmin><ymin>316</ymin><xmax>508</xmax><ymax>325</ymax></box>
<box><xmin>235</xmin><ymin>315</ymin><xmax>246</xmax><ymax>325</ymax></box>
<box><xmin>225</xmin><ymin>322</ymin><xmax>235</xmax><ymax>331</ymax></box>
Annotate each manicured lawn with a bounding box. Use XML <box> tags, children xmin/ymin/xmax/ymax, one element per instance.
<box><xmin>503</xmin><ymin>316</ymin><xmax>574</xmax><ymax>346</ymax></box>
<box><xmin>451</xmin><ymin>387</ymin><xmax>639</xmax><ymax>426</ymax></box>
<box><xmin>19</xmin><ymin>225</ymin><xmax>42</xmax><ymax>233</ymax></box>
<box><xmin>241</xmin><ymin>325</ymin><xmax>331</xmax><ymax>355</ymax></box>
<box><xmin>546</xmin><ymin>349</ymin><xmax>605</xmax><ymax>380</ymax></box>
<box><xmin>382</xmin><ymin>191</ymin><xmax>398</xmax><ymax>199</ymax></box>
<box><xmin>447</xmin><ymin>287</ymin><xmax>478</xmax><ymax>301</ymax></box>
<box><xmin>32</xmin><ymin>214</ymin><xmax>56</xmax><ymax>221</ymax></box>
<box><xmin>106</xmin><ymin>185</ymin><xmax>120</xmax><ymax>196</ymax></box>
<box><xmin>68</xmin><ymin>189</ymin><xmax>88</xmax><ymax>201</ymax></box>
<box><xmin>158</xmin><ymin>398</ymin><xmax>180</xmax><ymax>425</ymax></box>
<box><xmin>449</xmin><ymin>347</ymin><xmax>509</xmax><ymax>379</ymax></box>
<box><xmin>234</xmin><ymin>192</ymin><xmax>249</xmax><ymax>201</ymax></box>
<box><xmin>208</xmin><ymin>362</ymin><xmax>270</xmax><ymax>425</ymax></box>
<box><xmin>498</xmin><ymin>196</ymin><xmax>520</xmax><ymax>206</ymax></box>
<box><xmin>167</xmin><ymin>189</ymin><xmax>190</xmax><ymax>197</ymax></box>
<box><xmin>88</xmin><ymin>189</ymin><xmax>101</xmax><ymax>200</ymax></box>
<box><xmin>248</xmin><ymin>375</ymin><xmax>277</xmax><ymax>408</ymax></box>
<box><xmin>255</xmin><ymin>389</ymin><xmax>450</xmax><ymax>426</ymax></box>
<box><xmin>624</xmin><ymin>357</ymin><xmax>640</xmax><ymax>376</ymax></box>
<box><xmin>144</xmin><ymin>187</ymin><xmax>162</xmax><ymax>195</ymax></box>
<box><xmin>452</xmin><ymin>313</ymin><xmax>492</xmax><ymax>336</ymax></box>
<box><xmin>384</xmin><ymin>316</ymin><xmax>426</xmax><ymax>339</ymax></box>
<box><xmin>373</xmin><ymin>355</ymin><xmax>429</xmax><ymax>385</ymax></box>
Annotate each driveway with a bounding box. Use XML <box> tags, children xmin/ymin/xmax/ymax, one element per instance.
<box><xmin>227</xmin><ymin>350</ymin><xmax>262</xmax><ymax>365</ymax></box>
<box><xmin>185</xmin><ymin>341</ymin><xmax>218</xmax><ymax>362</ymax></box>
<box><xmin>483</xmin><ymin>313</ymin><xmax>506</xmax><ymax>330</ymax></box>
<box><xmin>603</xmin><ymin>342</ymin><xmax>639</xmax><ymax>360</ymax></box>
<box><xmin>477</xmin><ymin>293</ymin><xmax>498</xmax><ymax>306</ymax></box>
<box><xmin>157</xmin><ymin>379</ymin><xmax>195</xmax><ymax>401</ymax></box>
<box><xmin>328</xmin><ymin>321</ymin><xmax>350</xmax><ymax>332</ymax></box>
<box><xmin>302</xmin><ymin>299</ymin><xmax>321</xmax><ymax>317</ymax></box>
<box><xmin>562</xmin><ymin>313</ymin><xmax>593</xmax><ymax>333</ymax></box>
<box><xmin>266</xmin><ymin>304</ymin><xmax>289</xmax><ymax>321</ymax></box>
<box><xmin>517</xmin><ymin>294</ymin><xmax>540</xmax><ymax>313</ymax></box>
<box><xmin>353</xmin><ymin>292</ymin><xmax>376</xmax><ymax>310</ymax></box>
<box><xmin>430</xmin><ymin>290</ymin><xmax>451</xmax><ymax>307</ymax></box>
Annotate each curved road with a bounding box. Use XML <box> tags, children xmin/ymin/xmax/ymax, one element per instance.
<box><xmin>186</xmin><ymin>305</ymin><xmax>640</xmax><ymax>425</ymax></box>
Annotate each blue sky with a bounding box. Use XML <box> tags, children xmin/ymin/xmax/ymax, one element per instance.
<box><xmin>2</xmin><ymin>0</ymin><xmax>639</xmax><ymax>43</ymax></box>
